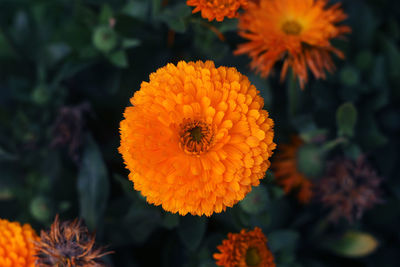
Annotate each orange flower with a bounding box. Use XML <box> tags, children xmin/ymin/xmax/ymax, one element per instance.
<box><xmin>35</xmin><ymin>215</ymin><xmax>111</xmax><ymax>267</ymax></box>
<box><xmin>235</xmin><ymin>0</ymin><xmax>351</xmax><ymax>88</ymax></box>
<box><xmin>119</xmin><ymin>61</ymin><xmax>275</xmax><ymax>216</ymax></box>
<box><xmin>187</xmin><ymin>0</ymin><xmax>248</xmax><ymax>21</ymax></box>
<box><xmin>213</xmin><ymin>227</ymin><xmax>276</xmax><ymax>267</ymax></box>
<box><xmin>272</xmin><ymin>136</ymin><xmax>312</xmax><ymax>203</ymax></box>
<box><xmin>0</xmin><ymin>219</ymin><xmax>39</xmax><ymax>267</ymax></box>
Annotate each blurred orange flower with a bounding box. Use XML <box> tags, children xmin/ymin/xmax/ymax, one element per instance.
<box><xmin>235</xmin><ymin>0</ymin><xmax>351</xmax><ymax>88</ymax></box>
<box><xmin>214</xmin><ymin>227</ymin><xmax>276</xmax><ymax>267</ymax></box>
<box><xmin>187</xmin><ymin>0</ymin><xmax>248</xmax><ymax>21</ymax></box>
<box><xmin>0</xmin><ymin>219</ymin><xmax>39</xmax><ymax>267</ymax></box>
<box><xmin>272</xmin><ymin>136</ymin><xmax>313</xmax><ymax>203</ymax></box>
<box><xmin>119</xmin><ymin>61</ymin><xmax>275</xmax><ymax>216</ymax></box>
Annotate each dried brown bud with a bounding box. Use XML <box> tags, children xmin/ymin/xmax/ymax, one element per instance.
<box><xmin>51</xmin><ymin>103</ymin><xmax>91</xmax><ymax>162</ymax></box>
<box><xmin>315</xmin><ymin>156</ymin><xmax>383</xmax><ymax>223</ymax></box>
<box><xmin>35</xmin><ymin>215</ymin><xmax>112</xmax><ymax>267</ymax></box>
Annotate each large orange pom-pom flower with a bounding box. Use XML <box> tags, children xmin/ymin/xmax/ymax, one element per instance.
<box><xmin>119</xmin><ymin>61</ymin><xmax>275</xmax><ymax>216</ymax></box>
<box><xmin>0</xmin><ymin>219</ymin><xmax>39</xmax><ymax>267</ymax></box>
<box><xmin>272</xmin><ymin>136</ymin><xmax>313</xmax><ymax>203</ymax></box>
<box><xmin>235</xmin><ymin>0</ymin><xmax>351</xmax><ymax>88</ymax></box>
<box><xmin>213</xmin><ymin>227</ymin><xmax>276</xmax><ymax>267</ymax></box>
<box><xmin>187</xmin><ymin>0</ymin><xmax>248</xmax><ymax>22</ymax></box>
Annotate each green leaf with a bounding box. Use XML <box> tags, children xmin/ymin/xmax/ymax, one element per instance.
<box><xmin>268</xmin><ymin>230</ymin><xmax>299</xmax><ymax>253</ymax></box>
<box><xmin>122</xmin><ymin>0</ymin><xmax>150</xmax><ymax>21</ymax></box>
<box><xmin>339</xmin><ymin>66</ymin><xmax>360</xmax><ymax>87</ymax></box>
<box><xmin>93</xmin><ymin>26</ymin><xmax>117</xmax><ymax>53</ymax></box>
<box><xmin>336</xmin><ymin>102</ymin><xmax>357</xmax><ymax>138</ymax></box>
<box><xmin>344</xmin><ymin>144</ymin><xmax>362</xmax><ymax>160</ymax></box>
<box><xmin>382</xmin><ymin>37</ymin><xmax>400</xmax><ymax>81</ymax></box>
<box><xmin>99</xmin><ymin>4</ymin><xmax>114</xmax><ymax>25</ymax></box>
<box><xmin>371</xmin><ymin>56</ymin><xmax>387</xmax><ymax>88</ymax></box>
<box><xmin>108</xmin><ymin>50</ymin><xmax>128</xmax><ymax>68</ymax></box>
<box><xmin>0</xmin><ymin>31</ymin><xmax>17</xmax><ymax>59</ymax></box>
<box><xmin>239</xmin><ymin>185</ymin><xmax>269</xmax><ymax>214</ymax></box>
<box><xmin>362</xmin><ymin>121</ymin><xmax>388</xmax><ymax>149</ymax></box>
<box><xmin>162</xmin><ymin>213</ymin><xmax>180</xmax><ymax>229</ymax></box>
<box><xmin>160</xmin><ymin>3</ymin><xmax>191</xmax><ymax>33</ymax></box>
<box><xmin>46</xmin><ymin>43</ymin><xmax>71</xmax><ymax>66</ymax></box>
<box><xmin>0</xmin><ymin>146</ymin><xmax>17</xmax><ymax>161</ymax></box>
<box><xmin>31</xmin><ymin>84</ymin><xmax>51</xmax><ymax>106</ymax></box>
<box><xmin>355</xmin><ymin>50</ymin><xmax>373</xmax><ymax>71</ymax></box>
<box><xmin>30</xmin><ymin>196</ymin><xmax>52</xmax><ymax>223</ymax></box>
<box><xmin>178</xmin><ymin>215</ymin><xmax>207</xmax><ymax>250</ymax></box>
<box><xmin>52</xmin><ymin>61</ymin><xmax>93</xmax><ymax>85</ymax></box>
<box><xmin>114</xmin><ymin>173</ymin><xmax>135</xmax><ymax>198</ymax></box>
<box><xmin>122</xmin><ymin>38</ymin><xmax>141</xmax><ymax>49</ymax></box>
<box><xmin>151</xmin><ymin>0</ymin><xmax>162</xmax><ymax>18</ymax></box>
<box><xmin>218</xmin><ymin>19</ymin><xmax>238</xmax><ymax>32</ymax></box>
<box><xmin>77</xmin><ymin>134</ymin><xmax>110</xmax><ymax>231</ymax></box>
<box><xmin>124</xmin><ymin>203</ymin><xmax>162</xmax><ymax>244</ymax></box>
<box><xmin>324</xmin><ymin>231</ymin><xmax>379</xmax><ymax>258</ymax></box>
<box><xmin>296</xmin><ymin>144</ymin><xmax>325</xmax><ymax>178</ymax></box>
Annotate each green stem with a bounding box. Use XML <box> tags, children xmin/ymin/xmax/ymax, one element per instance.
<box><xmin>321</xmin><ymin>137</ymin><xmax>347</xmax><ymax>152</ymax></box>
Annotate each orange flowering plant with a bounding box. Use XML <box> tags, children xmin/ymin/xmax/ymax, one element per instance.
<box><xmin>119</xmin><ymin>60</ymin><xmax>276</xmax><ymax>216</ymax></box>
<box><xmin>214</xmin><ymin>227</ymin><xmax>276</xmax><ymax>267</ymax></box>
<box><xmin>187</xmin><ymin>0</ymin><xmax>248</xmax><ymax>21</ymax></box>
<box><xmin>0</xmin><ymin>0</ymin><xmax>396</xmax><ymax>266</ymax></box>
<box><xmin>235</xmin><ymin>0</ymin><xmax>351</xmax><ymax>88</ymax></box>
<box><xmin>0</xmin><ymin>219</ymin><xmax>39</xmax><ymax>267</ymax></box>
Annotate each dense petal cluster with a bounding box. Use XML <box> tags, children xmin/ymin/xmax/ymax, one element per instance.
<box><xmin>35</xmin><ymin>216</ymin><xmax>111</xmax><ymax>267</ymax></box>
<box><xmin>315</xmin><ymin>157</ymin><xmax>383</xmax><ymax>223</ymax></box>
<box><xmin>213</xmin><ymin>227</ymin><xmax>276</xmax><ymax>267</ymax></box>
<box><xmin>272</xmin><ymin>136</ymin><xmax>312</xmax><ymax>203</ymax></box>
<box><xmin>187</xmin><ymin>0</ymin><xmax>248</xmax><ymax>21</ymax></box>
<box><xmin>0</xmin><ymin>219</ymin><xmax>39</xmax><ymax>267</ymax></box>
<box><xmin>119</xmin><ymin>61</ymin><xmax>275</xmax><ymax>216</ymax></box>
<box><xmin>235</xmin><ymin>0</ymin><xmax>351</xmax><ymax>88</ymax></box>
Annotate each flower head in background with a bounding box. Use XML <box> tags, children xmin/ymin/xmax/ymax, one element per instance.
<box><xmin>0</xmin><ymin>219</ymin><xmax>39</xmax><ymax>267</ymax></box>
<box><xmin>315</xmin><ymin>157</ymin><xmax>383</xmax><ymax>223</ymax></box>
<box><xmin>272</xmin><ymin>136</ymin><xmax>313</xmax><ymax>203</ymax></box>
<box><xmin>35</xmin><ymin>215</ymin><xmax>111</xmax><ymax>267</ymax></box>
<box><xmin>235</xmin><ymin>0</ymin><xmax>351</xmax><ymax>88</ymax></box>
<box><xmin>119</xmin><ymin>61</ymin><xmax>275</xmax><ymax>216</ymax></box>
<box><xmin>187</xmin><ymin>0</ymin><xmax>248</xmax><ymax>21</ymax></box>
<box><xmin>51</xmin><ymin>103</ymin><xmax>91</xmax><ymax>162</ymax></box>
<box><xmin>214</xmin><ymin>227</ymin><xmax>276</xmax><ymax>267</ymax></box>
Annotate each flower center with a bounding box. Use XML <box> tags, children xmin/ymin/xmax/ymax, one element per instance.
<box><xmin>281</xmin><ymin>20</ymin><xmax>302</xmax><ymax>35</ymax></box>
<box><xmin>245</xmin><ymin>247</ymin><xmax>261</xmax><ymax>266</ymax></box>
<box><xmin>189</xmin><ymin>126</ymin><xmax>203</xmax><ymax>143</ymax></box>
<box><xmin>179</xmin><ymin>119</ymin><xmax>214</xmax><ymax>155</ymax></box>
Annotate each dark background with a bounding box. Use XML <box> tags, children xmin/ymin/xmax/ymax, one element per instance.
<box><xmin>0</xmin><ymin>0</ymin><xmax>399</xmax><ymax>266</ymax></box>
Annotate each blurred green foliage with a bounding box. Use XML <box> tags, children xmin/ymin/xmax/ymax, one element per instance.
<box><xmin>0</xmin><ymin>0</ymin><xmax>399</xmax><ymax>266</ymax></box>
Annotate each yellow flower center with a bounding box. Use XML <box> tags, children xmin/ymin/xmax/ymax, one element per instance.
<box><xmin>245</xmin><ymin>247</ymin><xmax>261</xmax><ymax>266</ymax></box>
<box><xmin>281</xmin><ymin>20</ymin><xmax>302</xmax><ymax>35</ymax></box>
<box><xmin>179</xmin><ymin>119</ymin><xmax>214</xmax><ymax>155</ymax></box>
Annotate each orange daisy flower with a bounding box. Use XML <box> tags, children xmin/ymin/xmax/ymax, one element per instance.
<box><xmin>119</xmin><ymin>61</ymin><xmax>275</xmax><ymax>216</ymax></box>
<box><xmin>187</xmin><ymin>0</ymin><xmax>248</xmax><ymax>22</ymax></box>
<box><xmin>0</xmin><ymin>218</ymin><xmax>39</xmax><ymax>267</ymax></box>
<box><xmin>272</xmin><ymin>136</ymin><xmax>313</xmax><ymax>203</ymax></box>
<box><xmin>213</xmin><ymin>227</ymin><xmax>276</xmax><ymax>267</ymax></box>
<box><xmin>235</xmin><ymin>0</ymin><xmax>351</xmax><ymax>88</ymax></box>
